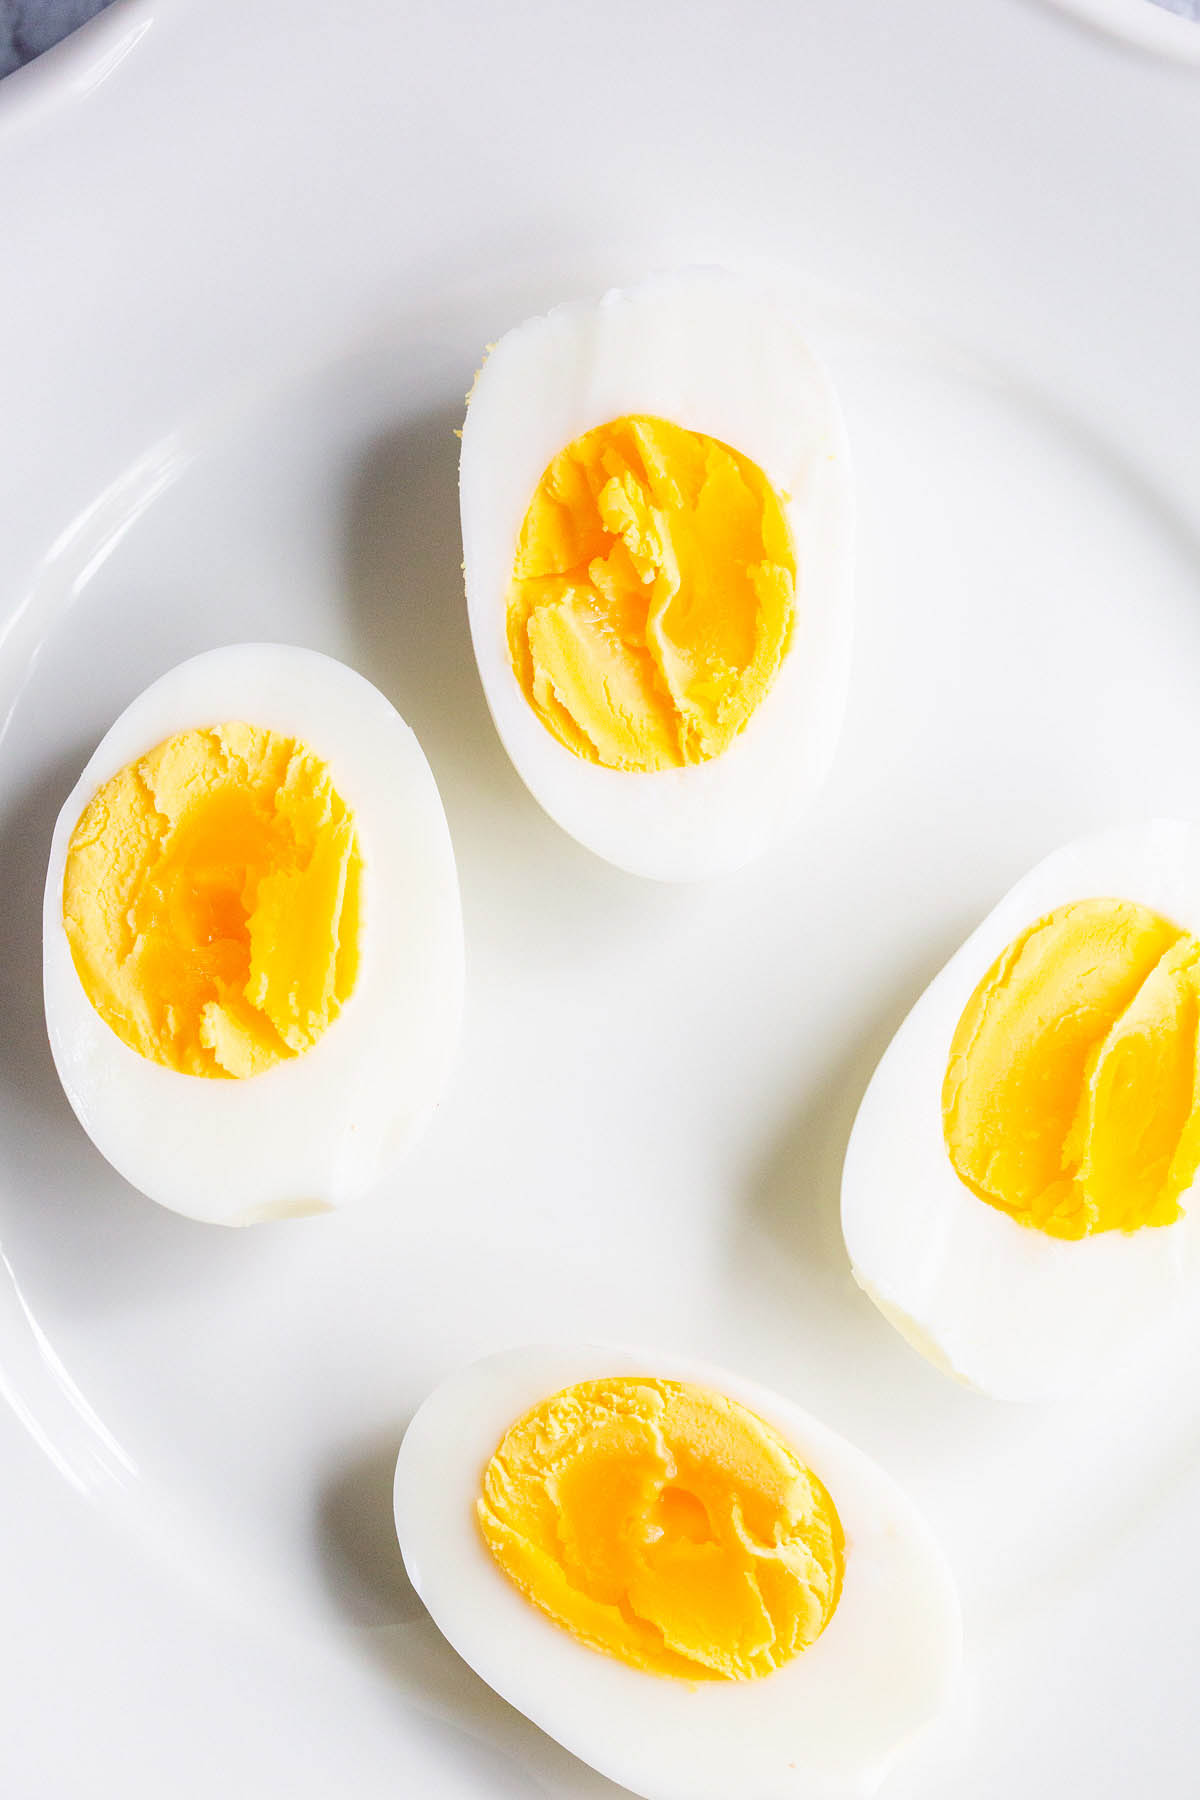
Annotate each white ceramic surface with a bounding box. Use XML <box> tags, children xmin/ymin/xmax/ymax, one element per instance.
<box><xmin>1</xmin><ymin>3</ymin><xmax>1199</xmax><ymax>1796</ymax></box>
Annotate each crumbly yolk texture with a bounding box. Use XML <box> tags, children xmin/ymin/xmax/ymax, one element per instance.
<box><xmin>943</xmin><ymin>898</ymin><xmax>1200</xmax><ymax>1238</ymax></box>
<box><xmin>62</xmin><ymin>724</ymin><xmax>362</xmax><ymax>1079</ymax></box>
<box><xmin>506</xmin><ymin>416</ymin><xmax>796</xmax><ymax>772</ymax></box>
<box><xmin>477</xmin><ymin>1376</ymin><xmax>842</xmax><ymax>1682</ymax></box>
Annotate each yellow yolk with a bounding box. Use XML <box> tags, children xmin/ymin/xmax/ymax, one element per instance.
<box><xmin>477</xmin><ymin>1376</ymin><xmax>842</xmax><ymax>1681</ymax></box>
<box><xmin>943</xmin><ymin>898</ymin><xmax>1200</xmax><ymax>1238</ymax></box>
<box><xmin>506</xmin><ymin>416</ymin><xmax>796</xmax><ymax>772</ymax></box>
<box><xmin>62</xmin><ymin>723</ymin><xmax>363</xmax><ymax>1078</ymax></box>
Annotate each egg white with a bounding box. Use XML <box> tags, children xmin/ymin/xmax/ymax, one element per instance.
<box><xmin>842</xmin><ymin>822</ymin><xmax>1200</xmax><ymax>1400</ymax></box>
<box><xmin>460</xmin><ymin>269</ymin><xmax>855</xmax><ymax>881</ymax></box>
<box><xmin>43</xmin><ymin>643</ymin><xmax>464</xmax><ymax>1225</ymax></box>
<box><xmin>394</xmin><ymin>1343</ymin><xmax>961</xmax><ymax>1800</ymax></box>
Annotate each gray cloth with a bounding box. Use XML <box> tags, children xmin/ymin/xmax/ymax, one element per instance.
<box><xmin>0</xmin><ymin>0</ymin><xmax>114</xmax><ymax>78</ymax></box>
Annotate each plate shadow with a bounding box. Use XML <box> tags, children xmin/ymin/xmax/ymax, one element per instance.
<box><xmin>317</xmin><ymin>1432</ymin><xmax>629</xmax><ymax>1798</ymax></box>
<box><xmin>339</xmin><ymin>402</ymin><xmax>530</xmax><ymax>834</ymax></box>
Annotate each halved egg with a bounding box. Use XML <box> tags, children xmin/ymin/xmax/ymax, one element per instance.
<box><xmin>460</xmin><ymin>269</ymin><xmax>854</xmax><ymax>880</ymax></box>
<box><xmin>842</xmin><ymin>822</ymin><xmax>1200</xmax><ymax>1399</ymax></box>
<box><xmin>394</xmin><ymin>1344</ymin><xmax>961</xmax><ymax>1800</ymax></box>
<box><xmin>43</xmin><ymin>643</ymin><xmax>463</xmax><ymax>1224</ymax></box>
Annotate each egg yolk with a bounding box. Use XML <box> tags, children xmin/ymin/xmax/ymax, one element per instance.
<box><xmin>943</xmin><ymin>898</ymin><xmax>1200</xmax><ymax>1238</ymax></box>
<box><xmin>477</xmin><ymin>1376</ymin><xmax>842</xmax><ymax>1681</ymax></box>
<box><xmin>506</xmin><ymin>416</ymin><xmax>796</xmax><ymax>772</ymax></box>
<box><xmin>62</xmin><ymin>723</ymin><xmax>362</xmax><ymax>1078</ymax></box>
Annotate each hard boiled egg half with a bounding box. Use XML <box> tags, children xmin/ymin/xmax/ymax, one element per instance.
<box><xmin>43</xmin><ymin>644</ymin><xmax>463</xmax><ymax>1225</ymax></box>
<box><xmin>394</xmin><ymin>1344</ymin><xmax>961</xmax><ymax>1800</ymax></box>
<box><xmin>843</xmin><ymin>822</ymin><xmax>1200</xmax><ymax>1400</ymax></box>
<box><xmin>460</xmin><ymin>270</ymin><xmax>854</xmax><ymax>880</ymax></box>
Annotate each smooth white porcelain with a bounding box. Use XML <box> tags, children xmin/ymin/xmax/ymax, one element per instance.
<box><xmin>1</xmin><ymin>2</ymin><xmax>1199</xmax><ymax>1795</ymax></box>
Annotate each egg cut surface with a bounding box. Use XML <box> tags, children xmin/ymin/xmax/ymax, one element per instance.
<box><xmin>394</xmin><ymin>1344</ymin><xmax>961</xmax><ymax>1800</ymax></box>
<box><xmin>460</xmin><ymin>270</ymin><xmax>854</xmax><ymax>880</ymax></box>
<box><xmin>842</xmin><ymin>822</ymin><xmax>1200</xmax><ymax>1400</ymax></box>
<box><xmin>43</xmin><ymin>643</ymin><xmax>464</xmax><ymax>1224</ymax></box>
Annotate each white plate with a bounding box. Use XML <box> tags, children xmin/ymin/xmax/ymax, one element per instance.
<box><xmin>2</xmin><ymin>2</ymin><xmax>1199</xmax><ymax>1795</ymax></box>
